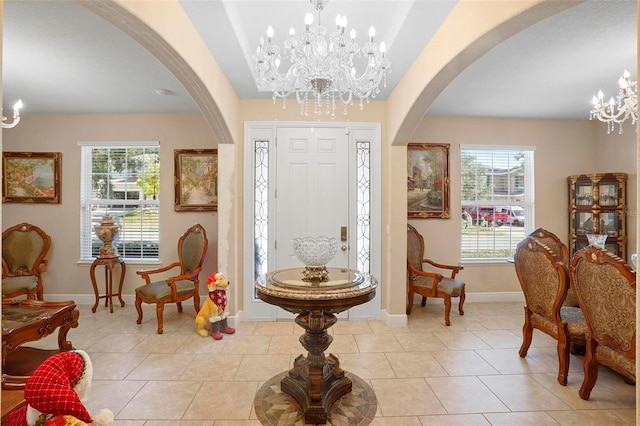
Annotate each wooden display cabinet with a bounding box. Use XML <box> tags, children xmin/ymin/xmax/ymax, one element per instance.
<box><xmin>568</xmin><ymin>172</ymin><xmax>627</xmax><ymax>259</ymax></box>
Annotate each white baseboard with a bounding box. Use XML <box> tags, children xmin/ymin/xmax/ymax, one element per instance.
<box><xmin>411</xmin><ymin>291</ymin><xmax>524</xmax><ymax>305</ymax></box>
<box><xmin>43</xmin><ymin>291</ymin><xmax>524</xmax><ymax>330</ymax></box>
<box><xmin>382</xmin><ymin>309</ymin><xmax>408</xmax><ymax>327</ymax></box>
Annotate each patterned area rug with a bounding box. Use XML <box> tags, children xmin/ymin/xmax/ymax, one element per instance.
<box><xmin>254</xmin><ymin>371</ymin><xmax>377</xmax><ymax>425</ymax></box>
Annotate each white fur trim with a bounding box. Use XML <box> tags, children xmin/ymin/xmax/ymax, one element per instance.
<box><xmin>92</xmin><ymin>408</ymin><xmax>115</xmax><ymax>425</ymax></box>
<box><xmin>221</xmin><ymin>312</ymin><xmax>228</xmax><ymax>319</ymax></box>
<box><xmin>73</xmin><ymin>349</ymin><xmax>93</xmax><ymax>400</ymax></box>
<box><xmin>25</xmin><ymin>405</ymin><xmax>42</xmax><ymax>426</ymax></box>
<box><xmin>209</xmin><ymin>316</ymin><xmax>222</xmax><ymax>323</ymax></box>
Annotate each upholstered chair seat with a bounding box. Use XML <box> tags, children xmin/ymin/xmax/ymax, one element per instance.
<box><xmin>560</xmin><ymin>307</ymin><xmax>589</xmax><ymax>336</ymax></box>
<box><xmin>2</xmin><ymin>276</ymin><xmax>39</xmax><ymax>296</ymax></box>
<box><xmin>2</xmin><ymin>223</ymin><xmax>51</xmax><ymax>300</ymax></box>
<box><xmin>135</xmin><ymin>280</ymin><xmax>197</xmax><ymax>301</ymax></box>
<box><xmin>409</xmin><ymin>275</ymin><xmax>465</xmax><ymax>299</ymax></box>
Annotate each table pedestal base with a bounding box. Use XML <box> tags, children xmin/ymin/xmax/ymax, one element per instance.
<box><xmin>281</xmin><ymin>310</ymin><xmax>350</xmax><ymax>424</ymax></box>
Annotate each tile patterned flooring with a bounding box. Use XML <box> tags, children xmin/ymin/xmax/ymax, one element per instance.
<box><xmin>28</xmin><ymin>301</ymin><xmax>636</xmax><ymax>425</ymax></box>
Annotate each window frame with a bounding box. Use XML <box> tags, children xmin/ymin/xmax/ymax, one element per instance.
<box><xmin>79</xmin><ymin>141</ymin><xmax>161</xmax><ymax>262</ymax></box>
<box><xmin>460</xmin><ymin>145</ymin><xmax>535</xmax><ymax>262</ymax></box>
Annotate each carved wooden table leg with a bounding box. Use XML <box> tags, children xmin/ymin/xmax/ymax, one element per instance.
<box><xmin>281</xmin><ymin>310</ymin><xmax>352</xmax><ymax>424</ymax></box>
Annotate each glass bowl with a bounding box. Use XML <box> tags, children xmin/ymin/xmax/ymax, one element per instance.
<box><xmin>586</xmin><ymin>233</ymin><xmax>607</xmax><ymax>248</ymax></box>
<box><xmin>292</xmin><ymin>236</ymin><xmax>338</xmax><ymax>267</ymax></box>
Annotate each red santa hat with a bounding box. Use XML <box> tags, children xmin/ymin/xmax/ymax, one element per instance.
<box><xmin>207</xmin><ymin>271</ymin><xmax>224</xmax><ymax>284</ymax></box>
<box><xmin>4</xmin><ymin>349</ymin><xmax>113</xmax><ymax>426</ymax></box>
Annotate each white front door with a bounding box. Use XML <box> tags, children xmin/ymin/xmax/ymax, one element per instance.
<box><xmin>243</xmin><ymin>122</ymin><xmax>381</xmax><ymax>322</ymax></box>
<box><xmin>275</xmin><ymin>127</ymin><xmax>350</xmax><ymax>269</ymax></box>
<box><xmin>274</xmin><ymin>127</ymin><xmax>350</xmax><ymax>318</ymax></box>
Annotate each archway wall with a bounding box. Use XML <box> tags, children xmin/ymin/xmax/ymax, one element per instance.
<box><xmin>386</xmin><ymin>0</ymin><xmax>582</xmax><ymax>147</ymax></box>
<box><xmin>383</xmin><ymin>0</ymin><xmax>583</xmax><ymax>316</ymax></box>
<box><xmin>78</xmin><ymin>0</ymin><xmax>239</xmax><ymax>145</ymax></box>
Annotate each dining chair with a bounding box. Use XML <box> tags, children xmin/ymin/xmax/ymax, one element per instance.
<box><xmin>2</xmin><ymin>223</ymin><xmax>52</xmax><ymax>300</ymax></box>
<box><xmin>513</xmin><ymin>236</ymin><xmax>587</xmax><ymax>385</ymax></box>
<box><xmin>134</xmin><ymin>223</ymin><xmax>208</xmax><ymax>334</ymax></box>
<box><xmin>570</xmin><ymin>245</ymin><xmax>636</xmax><ymax>400</ymax></box>
<box><xmin>406</xmin><ymin>223</ymin><xmax>465</xmax><ymax>326</ymax></box>
<box><xmin>528</xmin><ymin>227</ymin><xmax>579</xmax><ymax>307</ymax></box>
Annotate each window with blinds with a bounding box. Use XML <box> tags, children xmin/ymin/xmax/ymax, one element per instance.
<box><xmin>79</xmin><ymin>142</ymin><xmax>161</xmax><ymax>261</ymax></box>
<box><xmin>460</xmin><ymin>146</ymin><xmax>535</xmax><ymax>260</ymax></box>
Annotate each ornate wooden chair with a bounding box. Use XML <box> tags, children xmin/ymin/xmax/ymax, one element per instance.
<box><xmin>514</xmin><ymin>236</ymin><xmax>587</xmax><ymax>385</ymax></box>
<box><xmin>570</xmin><ymin>245</ymin><xmax>636</xmax><ymax>400</ymax></box>
<box><xmin>135</xmin><ymin>223</ymin><xmax>208</xmax><ymax>334</ymax></box>
<box><xmin>2</xmin><ymin>223</ymin><xmax>51</xmax><ymax>300</ymax></box>
<box><xmin>406</xmin><ymin>224</ymin><xmax>465</xmax><ymax>326</ymax></box>
<box><xmin>529</xmin><ymin>227</ymin><xmax>579</xmax><ymax>307</ymax></box>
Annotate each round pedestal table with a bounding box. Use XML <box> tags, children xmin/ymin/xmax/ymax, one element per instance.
<box><xmin>255</xmin><ymin>267</ymin><xmax>377</xmax><ymax>424</ymax></box>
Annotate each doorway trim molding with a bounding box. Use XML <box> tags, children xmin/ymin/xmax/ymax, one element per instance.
<box><xmin>242</xmin><ymin>121</ymin><xmax>382</xmax><ymax>321</ymax></box>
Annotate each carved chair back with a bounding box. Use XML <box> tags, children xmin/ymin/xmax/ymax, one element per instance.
<box><xmin>514</xmin><ymin>236</ymin><xmax>567</xmax><ymax>321</ymax></box>
<box><xmin>570</xmin><ymin>245</ymin><xmax>636</xmax><ymax>398</ymax></box>
<box><xmin>571</xmin><ymin>246</ymin><xmax>636</xmax><ymax>358</ymax></box>
<box><xmin>179</xmin><ymin>225</ymin><xmax>208</xmax><ymax>276</ymax></box>
<box><xmin>407</xmin><ymin>224</ymin><xmax>426</xmax><ymax>274</ymax></box>
<box><xmin>2</xmin><ymin>222</ymin><xmax>51</xmax><ymax>300</ymax></box>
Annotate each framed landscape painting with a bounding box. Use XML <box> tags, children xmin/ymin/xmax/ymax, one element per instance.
<box><xmin>407</xmin><ymin>143</ymin><xmax>450</xmax><ymax>219</ymax></box>
<box><xmin>174</xmin><ymin>149</ymin><xmax>218</xmax><ymax>212</ymax></box>
<box><xmin>2</xmin><ymin>152</ymin><xmax>61</xmax><ymax>203</ymax></box>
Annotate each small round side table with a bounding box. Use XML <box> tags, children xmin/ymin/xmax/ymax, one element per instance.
<box><xmin>89</xmin><ymin>256</ymin><xmax>126</xmax><ymax>313</ymax></box>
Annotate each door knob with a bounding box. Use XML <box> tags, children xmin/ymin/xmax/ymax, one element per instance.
<box><xmin>341</xmin><ymin>245</ymin><xmax>347</xmax><ymax>251</ymax></box>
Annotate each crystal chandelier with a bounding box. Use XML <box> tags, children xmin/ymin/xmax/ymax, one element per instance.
<box><xmin>2</xmin><ymin>99</ymin><xmax>23</xmax><ymax>129</ymax></box>
<box><xmin>590</xmin><ymin>70</ymin><xmax>637</xmax><ymax>134</ymax></box>
<box><xmin>252</xmin><ymin>0</ymin><xmax>390</xmax><ymax>118</ymax></box>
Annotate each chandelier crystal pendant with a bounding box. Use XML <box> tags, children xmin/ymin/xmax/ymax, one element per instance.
<box><xmin>252</xmin><ymin>0</ymin><xmax>391</xmax><ymax>118</ymax></box>
<box><xmin>1</xmin><ymin>99</ymin><xmax>23</xmax><ymax>129</ymax></box>
<box><xmin>590</xmin><ymin>70</ymin><xmax>637</xmax><ymax>134</ymax></box>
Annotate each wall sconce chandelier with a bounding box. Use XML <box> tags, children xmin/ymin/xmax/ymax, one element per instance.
<box><xmin>590</xmin><ymin>70</ymin><xmax>637</xmax><ymax>134</ymax></box>
<box><xmin>252</xmin><ymin>0</ymin><xmax>390</xmax><ymax>118</ymax></box>
<box><xmin>2</xmin><ymin>99</ymin><xmax>23</xmax><ymax>129</ymax></box>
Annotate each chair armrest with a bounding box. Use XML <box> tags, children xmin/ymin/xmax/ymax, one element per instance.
<box><xmin>166</xmin><ymin>269</ymin><xmax>202</xmax><ymax>284</ymax></box>
<box><xmin>407</xmin><ymin>264</ymin><xmax>443</xmax><ymax>284</ymax></box>
<box><xmin>136</xmin><ymin>262</ymin><xmax>181</xmax><ymax>284</ymax></box>
<box><xmin>164</xmin><ymin>267</ymin><xmax>203</xmax><ymax>300</ymax></box>
<box><xmin>36</xmin><ymin>259</ymin><xmax>48</xmax><ymax>274</ymax></box>
<box><xmin>407</xmin><ymin>263</ymin><xmax>443</xmax><ymax>293</ymax></box>
<box><xmin>422</xmin><ymin>258</ymin><xmax>464</xmax><ymax>278</ymax></box>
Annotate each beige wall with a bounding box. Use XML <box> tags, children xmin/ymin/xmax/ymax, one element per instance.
<box><xmin>1</xmin><ymin>113</ymin><xmax>220</xmax><ymax>298</ymax></box>
<box><xmin>594</xmin><ymin>121</ymin><xmax>638</xmax><ymax>256</ymax></box>
<box><xmin>234</xmin><ymin>100</ymin><xmax>391</xmax><ymax>309</ymax></box>
<box><xmin>4</xmin><ymin>112</ymin><xmax>635</xmax><ymax>314</ymax></box>
<box><xmin>408</xmin><ymin>116</ymin><xmax>637</xmax><ymax>295</ymax></box>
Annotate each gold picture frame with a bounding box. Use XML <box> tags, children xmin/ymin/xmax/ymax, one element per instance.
<box><xmin>2</xmin><ymin>152</ymin><xmax>62</xmax><ymax>204</ymax></box>
<box><xmin>174</xmin><ymin>149</ymin><xmax>218</xmax><ymax>212</ymax></box>
<box><xmin>407</xmin><ymin>143</ymin><xmax>450</xmax><ymax>219</ymax></box>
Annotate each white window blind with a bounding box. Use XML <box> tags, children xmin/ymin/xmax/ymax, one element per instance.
<box><xmin>80</xmin><ymin>142</ymin><xmax>160</xmax><ymax>261</ymax></box>
<box><xmin>460</xmin><ymin>146</ymin><xmax>535</xmax><ymax>260</ymax></box>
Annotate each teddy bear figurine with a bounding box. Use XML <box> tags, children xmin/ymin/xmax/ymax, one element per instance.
<box><xmin>194</xmin><ymin>271</ymin><xmax>236</xmax><ymax>339</ymax></box>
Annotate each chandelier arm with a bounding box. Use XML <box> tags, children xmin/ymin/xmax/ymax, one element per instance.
<box><xmin>589</xmin><ymin>71</ymin><xmax>637</xmax><ymax>134</ymax></box>
<box><xmin>253</xmin><ymin>2</ymin><xmax>390</xmax><ymax>117</ymax></box>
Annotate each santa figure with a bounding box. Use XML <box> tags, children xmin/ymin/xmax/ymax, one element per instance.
<box><xmin>4</xmin><ymin>349</ymin><xmax>114</xmax><ymax>426</ymax></box>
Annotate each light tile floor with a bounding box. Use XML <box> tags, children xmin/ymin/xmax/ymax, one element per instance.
<box><xmin>28</xmin><ymin>301</ymin><xmax>636</xmax><ymax>425</ymax></box>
